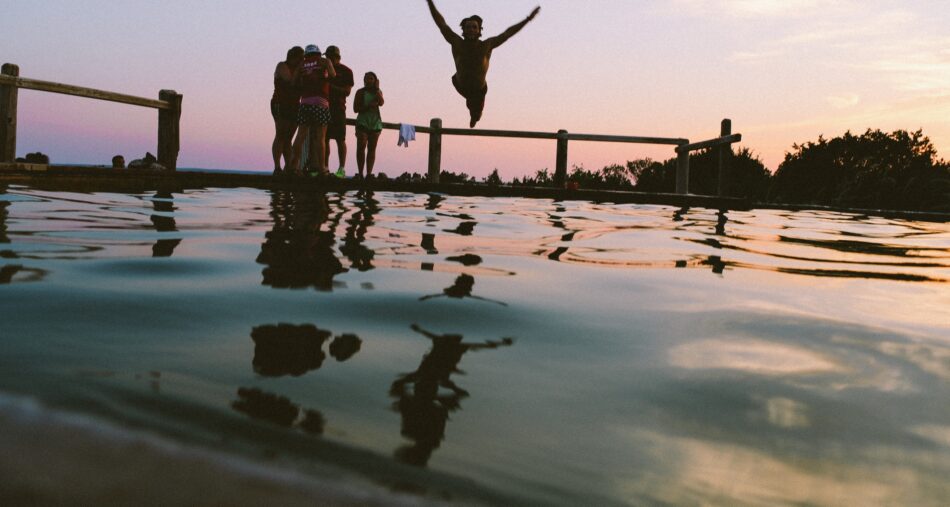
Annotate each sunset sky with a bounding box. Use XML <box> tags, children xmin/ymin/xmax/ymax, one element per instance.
<box><xmin>3</xmin><ymin>0</ymin><xmax>949</xmax><ymax>179</ymax></box>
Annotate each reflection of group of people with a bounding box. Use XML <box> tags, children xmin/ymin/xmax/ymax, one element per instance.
<box><xmin>246</xmin><ymin>186</ymin><xmax>520</xmax><ymax>467</ymax></box>
<box><xmin>271</xmin><ymin>45</ymin><xmax>383</xmax><ymax>179</ymax></box>
<box><xmin>256</xmin><ymin>191</ymin><xmax>348</xmax><ymax>290</ymax></box>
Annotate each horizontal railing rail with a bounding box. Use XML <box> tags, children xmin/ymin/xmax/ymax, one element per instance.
<box><xmin>0</xmin><ymin>74</ymin><xmax>172</xmax><ymax>110</ymax></box>
<box><xmin>1</xmin><ymin>63</ymin><xmax>182</xmax><ymax>170</ymax></box>
<box><xmin>676</xmin><ymin>133</ymin><xmax>742</xmax><ymax>153</ymax></box>
<box><xmin>346</xmin><ymin>117</ymin><xmax>739</xmax><ymax>195</ymax></box>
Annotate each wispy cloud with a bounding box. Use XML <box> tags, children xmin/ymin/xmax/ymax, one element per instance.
<box><xmin>826</xmin><ymin>94</ymin><xmax>860</xmax><ymax>109</ymax></box>
<box><xmin>726</xmin><ymin>9</ymin><xmax>917</xmax><ymax>63</ymax></box>
<box><xmin>860</xmin><ymin>37</ymin><xmax>950</xmax><ymax>94</ymax></box>
<box><xmin>670</xmin><ymin>0</ymin><xmax>846</xmax><ymax>19</ymax></box>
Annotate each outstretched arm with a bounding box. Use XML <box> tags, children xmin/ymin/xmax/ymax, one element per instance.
<box><xmin>426</xmin><ymin>0</ymin><xmax>460</xmax><ymax>44</ymax></box>
<box><xmin>487</xmin><ymin>6</ymin><xmax>540</xmax><ymax>48</ymax></box>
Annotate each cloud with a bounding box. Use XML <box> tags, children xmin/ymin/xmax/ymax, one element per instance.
<box><xmin>671</xmin><ymin>0</ymin><xmax>843</xmax><ymax>18</ymax></box>
<box><xmin>860</xmin><ymin>36</ymin><xmax>950</xmax><ymax>94</ymax></box>
<box><xmin>826</xmin><ymin>94</ymin><xmax>860</xmax><ymax>109</ymax></box>
<box><xmin>726</xmin><ymin>9</ymin><xmax>917</xmax><ymax>64</ymax></box>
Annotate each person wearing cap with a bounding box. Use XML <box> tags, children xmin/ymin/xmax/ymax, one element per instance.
<box><xmin>425</xmin><ymin>0</ymin><xmax>540</xmax><ymax>128</ymax></box>
<box><xmin>290</xmin><ymin>44</ymin><xmax>336</xmax><ymax>176</ymax></box>
<box><xmin>323</xmin><ymin>45</ymin><xmax>354</xmax><ymax>178</ymax></box>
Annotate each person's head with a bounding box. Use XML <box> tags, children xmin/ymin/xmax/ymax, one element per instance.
<box><xmin>112</xmin><ymin>155</ymin><xmax>125</xmax><ymax>169</ymax></box>
<box><xmin>325</xmin><ymin>45</ymin><xmax>341</xmax><ymax>63</ymax></box>
<box><xmin>286</xmin><ymin>46</ymin><xmax>304</xmax><ymax>66</ymax></box>
<box><xmin>460</xmin><ymin>15</ymin><xmax>483</xmax><ymax>39</ymax></box>
<box><xmin>304</xmin><ymin>44</ymin><xmax>321</xmax><ymax>58</ymax></box>
<box><xmin>363</xmin><ymin>71</ymin><xmax>378</xmax><ymax>88</ymax></box>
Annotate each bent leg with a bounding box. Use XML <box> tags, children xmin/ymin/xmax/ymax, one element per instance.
<box><xmin>465</xmin><ymin>85</ymin><xmax>487</xmax><ymax>128</ymax></box>
<box><xmin>451</xmin><ymin>74</ymin><xmax>466</xmax><ymax>98</ymax></box>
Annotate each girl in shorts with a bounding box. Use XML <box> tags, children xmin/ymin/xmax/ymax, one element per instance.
<box><xmin>353</xmin><ymin>72</ymin><xmax>384</xmax><ymax>178</ymax></box>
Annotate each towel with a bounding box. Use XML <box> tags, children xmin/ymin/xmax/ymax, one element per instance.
<box><xmin>398</xmin><ymin>123</ymin><xmax>416</xmax><ymax>147</ymax></box>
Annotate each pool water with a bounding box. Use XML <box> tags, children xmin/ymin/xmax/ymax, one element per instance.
<box><xmin>1</xmin><ymin>184</ymin><xmax>949</xmax><ymax>505</ymax></box>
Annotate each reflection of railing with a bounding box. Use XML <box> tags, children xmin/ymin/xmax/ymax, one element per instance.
<box><xmin>0</xmin><ymin>63</ymin><xmax>182</xmax><ymax>170</ymax></box>
<box><xmin>346</xmin><ymin>117</ymin><xmax>741</xmax><ymax>194</ymax></box>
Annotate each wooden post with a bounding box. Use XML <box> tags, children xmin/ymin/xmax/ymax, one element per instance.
<box><xmin>0</xmin><ymin>64</ymin><xmax>19</xmax><ymax>163</ymax></box>
<box><xmin>157</xmin><ymin>89</ymin><xmax>182</xmax><ymax>171</ymax></box>
<box><xmin>717</xmin><ymin>118</ymin><xmax>732</xmax><ymax>197</ymax></box>
<box><xmin>676</xmin><ymin>146</ymin><xmax>690</xmax><ymax>194</ymax></box>
<box><xmin>554</xmin><ymin>129</ymin><xmax>568</xmax><ymax>187</ymax></box>
<box><xmin>427</xmin><ymin>118</ymin><xmax>442</xmax><ymax>183</ymax></box>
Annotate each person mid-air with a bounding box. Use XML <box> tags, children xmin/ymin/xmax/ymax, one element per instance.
<box><xmin>425</xmin><ymin>0</ymin><xmax>540</xmax><ymax>127</ymax></box>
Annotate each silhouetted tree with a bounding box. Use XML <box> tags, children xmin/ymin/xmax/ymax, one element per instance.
<box><xmin>483</xmin><ymin>169</ymin><xmax>503</xmax><ymax>186</ymax></box>
<box><xmin>770</xmin><ymin>129</ymin><xmax>950</xmax><ymax>211</ymax></box>
<box><xmin>634</xmin><ymin>148</ymin><xmax>770</xmax><ymax>200</ymax></box>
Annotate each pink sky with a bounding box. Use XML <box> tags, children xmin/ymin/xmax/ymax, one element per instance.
<box><xmin>4</xmin><ymin>1</ymin><xmax>949</xmax><ymax>179</ymax></box>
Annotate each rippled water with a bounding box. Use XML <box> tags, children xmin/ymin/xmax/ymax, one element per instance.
<box><xmin>1</xmin><ymin>184</ymin><xmax>948</xmax><ymax>505</ymax></box>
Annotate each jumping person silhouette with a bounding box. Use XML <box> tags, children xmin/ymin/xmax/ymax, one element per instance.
<box><xmin>425</xmin><ymin>0</ymin><xmax>541</xmax><ymax>127</ymax></box>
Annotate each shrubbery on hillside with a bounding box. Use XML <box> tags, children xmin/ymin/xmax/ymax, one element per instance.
<box><xmin>769</xmin><ymin>129</ymin><xmax>950</xmax><ymax>211</ymax></box>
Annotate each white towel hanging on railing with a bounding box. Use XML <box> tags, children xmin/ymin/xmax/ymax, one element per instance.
<box><xmin>398</xmin><ymin>124</ymin><xmax>416</xmax><ymax>147</ymax></box>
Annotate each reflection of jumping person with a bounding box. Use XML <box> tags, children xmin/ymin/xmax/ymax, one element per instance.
<box><xmin>353</xmin><ymin>72</ymin><xmax>384</xmax><ymax>178</ymax></box>
<box><xmin>389</xmin><ymin>324</ymin><xmax>513</xmax><ymax>466</ymax></box>
<box><xmin>419</xmin><ymin>274</ymin><xmax>508</xmax><ymax>306</ymax></box>
<box><xmin>425</xmin><ymin>0</ymin><xmax>540</xmax><ymax>127</ymax></box>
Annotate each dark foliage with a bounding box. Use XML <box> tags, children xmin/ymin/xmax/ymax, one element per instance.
<box><xmin>483</xmin><ymin>169</ymin><xmax>503</xmax><ymax>186</ymax></box>
<box><xmin>511</xmin><ymin>168</ymin><xmax>554</xmax><ymax>186</ymax></box>
<box><xmin>386</xmin><ymin>129</ymin><xmax>947</xmax><ymax>213</ymax></box>
<box><xmin>634</xmin><ymin>147</ymin><xmax>770</xmax><ymax>200</ymax></box>
<box><xmin>769</xmin><ymin>129</ymin><xmax>950</xmax><ymax>211</ymax></box>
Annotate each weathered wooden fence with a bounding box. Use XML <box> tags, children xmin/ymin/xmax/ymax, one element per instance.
<box><xmin>2</xmin><ymin>62</ymin><xmax>741</xmax><ymax>194</ymax></box>
<box><xmin>0</xmin><ymin>63</ymin><xmax>182</xmax><ymax>170</ymax></box>
<box><xmin>349</xmin><ymin>117</ymin><xmax>741</xmax><ymax>195</ymax></box>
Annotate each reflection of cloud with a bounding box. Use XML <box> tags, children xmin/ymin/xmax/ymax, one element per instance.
<box><xmin>909</xmin><ymin>425</ymin><xmax>950</xmax><ymax>448</ymax></box>
<box><xmin>669</xmin><ymin>338</ymin><xmax>839</xmax><ymax>375</ymax></box>
<box><xmin>614</xmin><ymin>429</ymin><xmax>942</xmax><ymax>505</ymax></box>
<box><xmin>879</xmin><ymin>341</ymin><xmax>950</xmax><ymax>381</ymax></box>
<box><xmin>764</xmin><ymin>397</ymin><xmax>810</xmax><ymax>429</ymax></box>
<box><xmin>826</xmin><ymin>93</ymin><xmax>860</xmax><ymax>109</ymax></box>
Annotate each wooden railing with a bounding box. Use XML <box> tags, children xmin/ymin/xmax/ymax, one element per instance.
<box><xmin>347</xmin><ymin>117</ymin><xmax>741</xmax><ymax>195</ymax></box>
<box><xmin>2</xmin><ymin>62</ymin><xmax>741</xmax><ymax>194</ymax></box>
<box><xmin>0</xmin><ymin>63</ymin><xmax>182</xmax><ymax>170</ymax></box>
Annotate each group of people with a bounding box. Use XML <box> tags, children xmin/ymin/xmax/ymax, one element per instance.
<box><xmin>271</xmin><ymin>45</ymin><xmax>384</xmax><ymax>178</ymax></box>
<box><xmin>269</xmin><ymin>2</ymin><xmax>541</xmax><ymax>179</ymax></box>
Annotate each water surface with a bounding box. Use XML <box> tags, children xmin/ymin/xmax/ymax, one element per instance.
<box><xmin>1</xmin><ymin>184</ymin><xmax>948</xmax><ymax>505</ymax></box>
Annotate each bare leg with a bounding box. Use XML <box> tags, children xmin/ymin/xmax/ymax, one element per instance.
<box><xmin>279</xmin><ymin>119</ymin><xmax>297</xmax><ymax>171</ymax></box>
<box><xmin>452</xmin><ymin>75</ymin><xmax>486</xmax><ymax>128</ymax></box>
<box><xmin>290</xmin><ymin>124</ymin><xmax>311</xmax><ymax>174</ymax></box>
<box><xmin>325</xmin><ymin>137</ymin><xmax>347</xmax><ymax>172</ymax></box>
<box><xmin>466</xmin><ymin>90</ymin><xmax>486</xmax><ymax>128</ymax></box>
<box><xmin>311</xmin><ymin>125</ymin><xmax>329</xmax><ymax>175</ymax></box>
<box><xmin>356</xmin><ymin>131</ymin><xmax>367</xmax><ymax>176</ymax></box>
<box><xmin>337</xmin><ymin>139</ymin><xmax>347</xmax><ymax>170</ymax></box>
<box><xmin>272</xmin><ymin>122</ymin><xmax>282</xmax><ymax>171</ymax></box>
<box><xmin>366</xmin><ymin>131</ymin><xmax>380</xmax><ymax>175</ymax></box>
